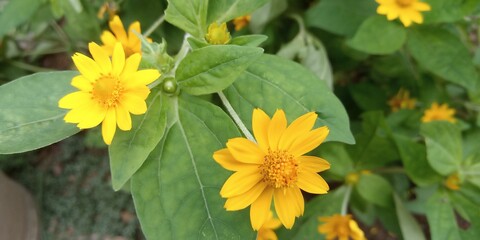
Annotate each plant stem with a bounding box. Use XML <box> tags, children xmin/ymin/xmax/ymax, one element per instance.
<box><xmin>143</xmin><ymin>14</ymin><xmax>165</xmax><ymax>37</ymax></box>
<box><xmin>9</xmin><ymin>60</ymin><xmax>55</xmax><ymax>72</ymax></box>
<box><xmin>341</xmin><ymin>185</ymin><xmax>353</xmax><ymax>216</ymax></box>
<box><xmin>217</xmin><ymin>91</ymin><xmax>256</xmax><ymax>142</ymax></box>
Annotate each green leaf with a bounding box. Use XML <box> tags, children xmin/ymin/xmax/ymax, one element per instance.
<box><xmin>394</xmin><ymin>194</ymin><xmax>427</xmax><ymax>240</ymax></box>
<box><xmin>229</xmin><ymin>35</ymin><xmax>268</xmax><ymax>47</ymax></box>
<box><xmin>347</xmin><ymin>15</ymin><xmax>406</xmax><ymax>55</ymax></box>
<box><xmin>299</xmin><ymin>35</ymin><xmax>334</xmax><ymax>89</ymax></box>
<box><xmin>187</xmin><ymin>37</ymin><xmax>209</xmax><ymax>50</ymax></box>
<box><xmin>393</xmin><ymin>134</ymin><xmax>442</xmax><ymax>186</ymax></box>
<box><xmin>176</xmin><ymin>45</ymin><xmax>263</xmax><ymax>95</ymax></box>
<box><xmin>356</xmin><ymin>174</ymin><xmax>393</xmax><ymax>207</ymax></box>
<box><xmin>426</xmin><ymin>191</ymin><xmax>461</xmax><ymax>240</ymax></box>
<box><xmin>224</xmin><ymin>54</ymin><xmax>354</xmax><ymax>144</ymax></box>
<box><xmin>349</xmin><ymin>82</ymin><xmax>388</xmax><ymax>111</ymax></box>
<box><xmin>305</xmin><ymin>0</ymin><xmax>377</xmax><ymax>36</ymax></box>
<box><xmin>109</xmin><ymin>91</ymin><xmax>167</xmax><ymax>191</ymax></box>
<box><xmin>315</xmin><ymin>142</ymin><xmax>354</xmax><ymax>179</ymax></box>
<box><xmin>420</xmin><ymin>121</ymin><xmax>462</xmax><ymax>175</ymax></box>
<box><xmin>0</xmin><ymin>71</ymin><xmax>80</xmax><ymax>154</ymax></box>
<box><xmin>423</xmin><ymin>0</ymin><xmax>478</xmax><ymax>24</ymax></box>
<box><xmin>0</xmin><ymin>0</ymin><xmax>42</xmax><ymax>37</ymax></box>
<box><xmin>131</xmin><ymin>94</ymin><xmax>255</xmax><ymax>239</ymax></box>
<box><xmin>165</xmin><ymin>0</ymin><xmax>208</xmax><ymax>38</ymax></box>
<box><xmin>407</xmin><ymin>27</ymin><xmax>479</xmax><ymax>91</ymax></box>
<box><xmin>207</xmin><ymin>0</ymin><xmax>269</xmax><ymax>23</ymax></box>
<box><xmin>249</xmin><ymin>0</ymin><xmax>287</xmax><ymax>33</ymax></box>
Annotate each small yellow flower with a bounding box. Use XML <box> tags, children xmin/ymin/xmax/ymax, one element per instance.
<box><xmin>421</xmin><ymin>102</ymin><xmax>456</xmax><ymax>123</ymax></box>
<box><xmin>101</xmin><ymin>15</ymin><xmax>144</xmax><ymax>57</ymax></box>
<box><xmin>318</xmin><ymin>214</ymin><xmax>366</xmax><ymax>240</ymax></box>
<box><xmin>257</xmin><ymin>211</ymin><xmax>282</xmax><ymax>240</ymax></box>
<box><xmin>345</xmin><ymin>170</ymin><xmax>371</xmax><ymax>185</ymax></box>
<box><xmin>233</xmin><ymin>15</ymin><xmax>251</xmax><ymax>31</ymax></box>
<box><xmin>444</xmin><ymin>173</ymin><xmax>461</xmax><ymax>191</ymax></box>
<box><xmin>59</xmin><ymin>42</ymin><xmax>160</xmax><ymax>144</ymax></box>
<box><xmin>205</xmin><ymin>22</ymin><xmax>231</xmax><ymax>45</ymax></box>
<box><xmin>213</xmin><ymin>108</ymin><xmax>330</xmax><ymax>230</ymax></box>
<box><xmin>388</xmin><ymin>88</ymin><xmax>416</xmax><ymax>112</ymax></box>
<box><xmin>376</xmin><ymin>0</ymin><xmax>431</xmax><ymax>27</ymax></box>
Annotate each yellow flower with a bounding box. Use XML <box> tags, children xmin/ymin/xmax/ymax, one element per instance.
<box><xmin>376</xmin><ymin>0</ymin><xmax>431</xmax><ymax>27</ymax></box>
<box><xmin>388</xmin><ymin>88</ymin><xmax>416</xmax><ymax>112</ymax></box>
<box><xmin>233</xmin><ymin>15</ymin><xmax>251</xmax><ymax>31</ymax></box>
<box><xmin>421</xmin><ymin>102</ymin><xmax>456</xmax><ymax>123</ymax></box>
<box><xmin>345</xmin><ymin>170</ymin><xmax>371</xmax><ymax>185</ymax></box>
<box><xmin>213</xmin><ymin>108</ymin><xmax>331</xmax><ymax>230</ymax></box>
<box><xmin>101</xmin><ymin>15</ymin><xmax>144</xmax><ymax>57</ymax></box>
<box><xmin>318</xmin><ymin>214</ymin><xmax>366</xmax><ymax>240</ymax></box>
<box><xmin>205</xmin><ymin>22</ymin><xmax>231</xmax><ymax>44</ymax></box>
<box><xmin>444</xmin><ymin>173</ymin><xmax>461</xmax><ymax>191</ymax></box>
<box><xmin>257</xmin><ymin>211</ymin><xmax>282</xmax><ymax>240</ymax></box>
<box><xmin>58</xmin><ymin>42</ymin><xmax>160</xmax><ymax>145</ymax></box>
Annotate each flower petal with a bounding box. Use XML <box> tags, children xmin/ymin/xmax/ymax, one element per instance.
<box><xmin>115</xmin><ymin>104</ymin><xmax>132</xmax><ymax>131</ymax></box>
<box><xmin>297</xmin><ymin>171</ymin><xmax>329</xmax><ymax>194</ymax></box>
<box><xmin>58</xmin><ymin>91</ymin><xmax>91</xmax><ymax>109</ymax></box>
<box><xmin>224</xmin><ymin>182</ymin><xmax>267</xmax><ymax>211</ymax></box>
<box><xmin>290</xmin><ymin>187</ymin><xmax>304</xmax><ymax>216</ymax></box>
<box><xmin>289</xmin><ymin>126</ymin><xmax>329</xmax><ymax>157</ymax></box>
<box><xmin>102</xmin><ymin>108</ymin><xmax>117</xmax><ymax>145</ymax></box>
<box><xmin>213</xmin><ymin>148</ymin><xmax>252</xmax><ymax>171</ymax></box>
<box><xmin>127</xmin><ymin>21</ymin><xmax>141</xmax><ymax>51</ymax></box>
<box><xmin>273</xmin><ymin>188</ymin><xmax>296</xmax><ymax>229</ymax></box>
<box><xmin>226</xmin><ymin>137</ymin><xmax>264</xmax><ymax>164</ymax></box>
<box><xmin>126</xmin><ymin>69</ymin><xmax>160</xmax><ymax>86</ymax></box>
<box><xmin>77</xmin><ymin>104</ymin><xmax>107</xmax><ymax>129</ymax></box>
<box><xmin>299</xmin><ymin>156</ymin><xmax>331</xmax><ymax>172</ymax></box>
<box><xmin>268</xmin><ymin>109</ymin><xmax>287</xmax><ymax>150</ymax></box>
<box><xmin>414</xmin><ymin>2</ymin><xmax>431</xmax><ymax>11</ymax></box>
<box><xmin>109</xmin><ymin>15</ymin><xmax>128</xmax><ymax>42</ymax></box>
<box><xmin>71</xmin><ymin>76</ymin><xmax>93</xmax><ymax>91</ymax></box>
<box><xmin>278</xmin><ymin>112</ymin><xmax>317</xmax><ymax>150</ymax></box>
<box><xmin>100</xmin><ymin>31</ymin><xmax>116</xmax><ymax>55</ymax></box>
<box><xmin>252</xmin><ymin>108</ymin><xmax>270</xmax><ymax>153</ymax></box>
<box><xmin>112</xmin><ymin>43</ymin><xmax>125</xmax><ymax>76</ymax></box>
<box><xmin>72</xmin><ymin>53</ymin><xmax>101</xmax><ymax>81</ymax></box>
<box><xmin>121</xmin><ymin>94</ymin><xmax>147</xmax><ymax>114</ymax></box>
<box><xmin>122</xmin><ymin>53</ymin><xmax>141</xmax><ymax>78</ymax></box>
<box><xmin>89</xmin><ymin>42</ymin><xmax>112</xmax><ymax>73</ymax></box>
<box><xmin>250</xmin><ymin>187</ymin><xmax>274</xmax><ymax>230</ymax></box>
<box><xmin>220</xmin><ymin>169</ymin><xmax>263</xmax><ymax>198</ymax></box>
<box><xmin>125</xmin><ymin>86</ymin><xmax>151</xmax><ymax>100</ymax></box>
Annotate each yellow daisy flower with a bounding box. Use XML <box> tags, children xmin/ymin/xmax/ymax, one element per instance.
<box><xmin>376</xmin><ymin>0</ymin><xmax>431</xmax><ymax>27</ymax></box>
<box><xmin>444</xmin><ymin>173</ymin><xmax>461</xmax><ymax>191</ymax></box>
<box><xmin>213</xmin><ymin>108</ymin><xmax>331</xmax><ymax>230</ymax></box>
<box><xmin>318</xmin><ymin>214</ymin><xmax>366</xmax><ymax>240</ymax></box>
<box><xmin>257</xmin><ymin>211</ymin><xmax>282</xmax><ymax>240</ymax></box>
<box><xmin>388</xmin><ymin>88</ymin><xmax>416</xmax><ymax>112</ymax></box>
<box><xmin>205</xmin><ymin>22</ymin><xmax>231</xmax><ymax>45</ymax></box>
<box><xmin>101</xmin><ymin>15</ymin><xmax>144</xmax><ymax>57</ymax></box>
<box><xmin>58</xmin><ymin>42</ymin><xmax>160</xmax><ymax>145</ymax></box>
<box><xmin>233</xmin><ymin>15</ymin><xmax>251</xmax><ymax>31</ymax></box>
<box><xmin>421</xmin><ymin>102</ymin><xmax>456</xmax><ymax>123</ymax></box>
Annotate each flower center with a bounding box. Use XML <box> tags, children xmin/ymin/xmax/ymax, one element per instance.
<box><xmin>92</xmin><ymin>74</ymin><xmax>124</xmax><ymax>108</ymax></box>
<box><xmin>260</xmin><ymin>149</ymin><xmax>298</xmax><ymax>188</ymax></box>
<box><xmin>396</xmin><ymin>0</ymin><xmax>413</xmax><ymax>7</ymax></box>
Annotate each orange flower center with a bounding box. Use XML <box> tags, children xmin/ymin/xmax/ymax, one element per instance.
<box><xmin>260</xmin><ymin>149</ymin><xmax>298</xmax><ymax>188</ymax></box>
<box><xmin>396</xmin><ymin>0</ymin><xmax>414</xmax><ymax>7</ymax></box>
<box><xmin>92</xmin><ymin>74</ymin><xmax>124</xmax><ymax>108</ymax></box>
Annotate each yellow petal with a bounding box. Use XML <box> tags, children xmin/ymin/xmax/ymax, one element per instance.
<box><xmin>72</xmin><ymin>53</ymin><xmax>101</xmax><ymax>81</ymax></box>
<box><xmin>399</xmin><ymin>14</ymin><xmax>412</xmax><ymax>27</ymax></box>
<box><xmin>226</xmin><ymin>137</ymin><xmax>264</xmax><ymax>164</ymax></box>
<box><xmin>273</xmin><ymin>188</ymin><xmax>296</xmax><ymax>229</ymax></box>
<box><xmin>252</xmin><ymin>108</ymin><xmax>271</xmax><ymax>153</ymax></box>
<box><xmin>64</xmin><ymin>108</ymin><xmax>85</xmax><ymax>123</ymax></box>
<box><xmin>386</xmin><ymin>8</ymin><xmax>399</xmax><ymax>20</ymax></box>
<box><xmin>278</xmin><ymin>112</ymin><xmax>317</xmax><ymax>150</ymax></box>
<box><xmin>125</xmin><ymin>86</ymin><xmax>151</xmax><ymax>100</ymax></box>
<box><xmin>213</xmin><ymin>148</ymin><xmax>252</xmax><ymax>171</ymax></box>
<box><xmin>89</xmin><ymin>42</ymin><xmax>112</xmax><ymax>73</ymax></box>
<box><xmin>77</xmin><ymin>104</ymin><xmax>107</xmax><ymax>129</ymax></box>
<box><xmin>71</xmin><ymin>75</ymin><xmax>93</xmax><ymax>91</ymax></box>
<box><xmin>220</xmin><ymin>169</ymin><xmax>263</xmax><ymax>198</ymax></box>
<box><xmin>297</xmin><ymin>171</ymin><xmax>329</xmax><ymax>194</ymax></box>
<box><xmin>128</xmin><ymin>69</ymin><xmax>160</xmax><ymax>86</ymax></box>
<box><xmin>121</xmin><ymin>94</ymin><xmax>147</xmax><ymax>114</ymax></box>
<box><xmin>250</xmin><ymin>187</ymin><xmax>274</xmax><ymax>230</ymax></box>
<box><xmin>100</xmin><ymin>31</ymin><xmax>116</xmax><ymax>55</ymax></box>
<box><xmin>122</xmin><ymin>53</ymin><xmax>141</xmax><ymax>78</ymax></box>
<box><xmin>115</xmin><ymin>104</ymin><xmax>132</xmax><ymax>131</ymax></box>
<box><xmin>112</xmin><ymin>42</ymin><xmax>125</xmax><ymax>76</ymax></box>
<box><xmin>376</xmin><ymin>5</ymin><xmax>389</xmax><ymax>14</ymax></box>
<box><xmin>290</xmin><ymin>187</ymin><xmax>304</xmax><ymax>216</ymax></box>
<box><xmin>414</xmin><ymin>2</ymin><xmax>431</xmax><ymax>11</ymax></box>
<box><xmin>289</xmin><ymin>126</ymin><xmax>329</xmax><ymax>157</ymax></box>
<box><xmin>224</xmin><ymin>182</ymin><xmax>267</xmax><ymax>211</ymax></box>
<box><xmin>109</xmin><ymin>15</ymin><xmax>128</xmax><ymax>42</ymax></box>
<box><xmin>409</xmin><ymin>10</ymin><xmax>423</xmax><ymax>23</ymax></box>
<box><xmin>58</xmin><ymin>91</ymin><xmax>91</xmax><ymax>109</ymax></box>
<box><xmin>268</xmin><ymin>109</ymin><xmax>287</xmax><ymax>150</ymax></box>
<box><xmin>102</xmin><ymin>108</ymin><xmax>117</xmax><ymax>145</ymax></box>
<box><xmin>299</xmin><ymin>156</ymin><xmax>331</xmax><ymax>172</ymax></box>
<box><xmin>127</xmin><ymin>21</ymin><xmax>141</xmax><ymax>51</ymax></box>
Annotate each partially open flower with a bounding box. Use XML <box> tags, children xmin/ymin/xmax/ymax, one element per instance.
<box><xmin>376</xmin><ymin>0</ymin><xmax>431</xmax><ymax>27</ymax></box>
<box><xmin>101</xmin><ymin>15</ymin><xmax>145</xmax><ymax>57</ymax></box>
<box><xmin>318</xmin><ymin>214</ymin><xmax>366</xmax><ymax>240</ymax></box>
<box><xmin>205</xmin><ymin>22</ymin><xmax>231</xmax><ymax>45</ymax></box>
<box><xmin>233</xmin><ymin>15</ymin><xmax>251</xmax><ymax>31</ymax></box>
<box><xmin>421</xmin><ymin>102</ymin><xmax>456</xmax><ymax>123</ymax></box>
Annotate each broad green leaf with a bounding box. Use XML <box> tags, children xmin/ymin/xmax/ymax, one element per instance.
<box><xmin>0</xmin><ymin>0</ymin><xmax>42</xmax><ymax>37</ymax></box>
<box><xmin>176</xmin><ymin>45</ymin><xmax>263</xmax><ymax>95</ymax></box>
<box><xmin>224</xmin><ymin>54</ymin><xmax>354</xmax><ymax>144</ymax></box>
<box><xmin>207</xmin><ymin>0</ymin><xmax>269</xmax><ymax>23</ymax></box>
<box><xmin>187</xmin><ymin>37</ymin><xmax>209</xmax><ymax>49</ymax></box>
<box><xmin>450</xmin><ymin>190</ymin><xmax>480</xmax><ymax>239</ymax></box>
<box><xmin>299</xmin><ymin>35</ymin><xmax>334</xmax><ymax>89</ymax></box>
<box><xmin>423</xmin><ymin>0</ymin><xmax>478</xmax><ymax>24</ymax></box>
<box><xmin>315</xmin><ymin>142</ymin><xmax>354</xmax><ymax>179</ymax></box>
<box><xmin>165</xmin><ymin>0</ymin><xmax>208</xmax><ymax>38</ymax></box>
<box><xmin>229</xmin><ymin>35</ymin><xmax>268</xmax><ymax>47</ymax></box>
<box><xmin>109</xmin><ymin>91</ymin><xmax>167</xmax><ymax>191</ymax></box>
<box><xmin>131</xmin><ymin>94</ymin><xmax>255</xmax><ymax>239</ymax></box>
<box><xmin>0</xmin><ymin>71</ymin><xmax>80</xmax><ymax>154</ymax></box>
<box><xmin>249</xmin><ymin>0</ymin><xmax>287</xmax><ymax>33</ymax></box>
<box><xmin>407</xmin><ymin>28</ymin><xmax>479</xmax><ymax>91</ymax></box>
<box><xmin>347</xmin><ymin>15</ymin><xmax>406</xmax><ymax>55</ymax></box>
<box><xmin>426</xmin><ymin>191</ymin><xmax>461</xmax><ymax>240</ymax></box>
<box><xmin>393</xmin><ymin>134</ymin><xmax>442</xmax><ymax>186</ymax></box>
<box><xmin>305</xmin><ymin>0</ymin><xmax>377</xmax><ymax>36</ymax></box>
<box><xmin>420</xmin><ymin>122</ymin><xmax>462</xmax><ymax>175</ymax></box>
<box><xmin>394</xmin><ymin>194</ymin><xmax>427</xmax><ymax>240</ymax></box>
<box><xmin>349</xmin><ymin>82</ymin><xmax>388</xmax><ymax>111</ymax></box>
<box><xmin>356</xmin><ymin>174</ymin><xmax>393</xmax><ymax>207</ymax></box>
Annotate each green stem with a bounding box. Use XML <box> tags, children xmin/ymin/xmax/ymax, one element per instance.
<box><xmin>143</xmin><ymin>14</ymin><xmax>165</xmax><ymax>37</ymax></box>
<box><xmin>9</xmin><ymin>61</ymin><xmax>55</xmax><ymax>72</ymax></box>
<box><xmin>341</xmin><ymin>185</ymin><xmax>353</xmax><ymax>216</ymax></box>
<box><xmin>217</xmin><ymin>91</ymin><xmax>256</xmax><ymax>142</ymax></box>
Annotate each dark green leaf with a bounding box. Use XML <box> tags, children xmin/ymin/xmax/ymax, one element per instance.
<box><xmin>229</xmin><ymin>35</ymin><xmax>268</xmax><ymax>47</ymax></box>
<box><xmin>426</xmin><ymin>191</ymin><xmax>461</xmax><ymax>240</ymax></box>
<box><xmin>0</xmin><ymin>71</ymin><xmax>80</xmax><ymax>154</ymax></box>
<box><xmin>0</xmin><ymin>0</ymin><xmax>42</xmax><ymax>37</ymax></box>
<box><xmin>207</xmin><ymin>0</ymin><xmax>269</xmax><ymax>23</ymax></box>
<box><xmin>394</xmin><ymin>194</ymin><xmax>427</xmax><ymax>240</ymax></box>
<box><xmin>165</xmin><ymin>0</ymin><xmax>208</xmax><ymax>38</ymax></box>
<box><xmin>356</xmin><ymin>174</ymin><xmax>393</xmax><ymax>207</ymax></box>
<box><xmin>423</xmin><ymin>0</ymin><xmax>478</xmax><ymax>24</ymax></box>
